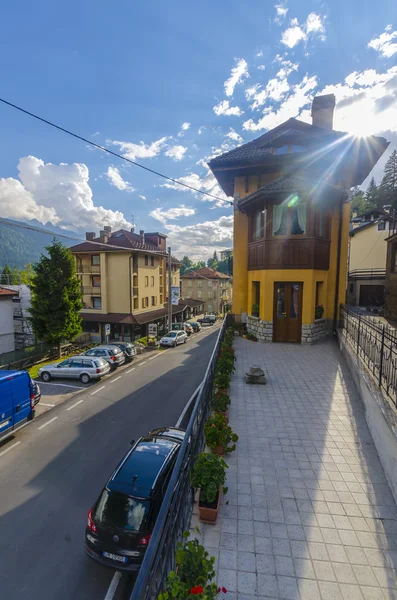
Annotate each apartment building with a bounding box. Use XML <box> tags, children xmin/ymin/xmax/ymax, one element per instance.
<box><xmin>181</xmin><ymin>267</ymin><xmax>232</xmax><ymax>314</ymax></box>
<box><xmin>70</xmin><ymin>227</ymin><xmax>183</xmax><ymax>342</ymax></box>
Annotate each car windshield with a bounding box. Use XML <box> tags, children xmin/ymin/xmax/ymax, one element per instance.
<box><xmin>167</xmin><ymin>332</ymin><xmax>177</xmax><ymax>338</ymax></box>
<box><xmin>93</xmin><ymin>490</ymin><xmax>150</xmax><ymax>532</ymax></box>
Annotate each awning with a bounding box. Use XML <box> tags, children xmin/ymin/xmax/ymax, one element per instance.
<box><xmin>80</xmin><ymin>304</ymin><xmax>187</xmax><ymax>326</ymax></box>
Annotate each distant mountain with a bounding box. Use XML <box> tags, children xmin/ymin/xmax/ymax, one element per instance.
<box><xmin>0</xmin><ymin>218</ymin><xmax>79</xmax><ymax>268</ymax></box>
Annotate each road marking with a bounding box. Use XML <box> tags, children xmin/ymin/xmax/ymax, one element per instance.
<box><xmin>37</xmin><ymin>381</ymin><xmax>84</xmax><ymax>389</ymax></box>
<box><xmin>66</xmin><ymin>399</ymin><xmax>84</xmax><ymax>411</ymax></box>
<box><xmin>126</xmin><ymin>367</ymin><xmax>135</xmax><ymax>373</ymax></box>
<box><xmin>91</xmin><ymin>385</ymin><xmax>105</xmax><ymax>395</ymax></box>
<box><xmin>138</xmin><ymin>361</ymin><xmax>147</xmax><ymax>367</ymax></box>
<box><xmin>38</xmin><ymin>416</ymin><xmax>58</xmax><ymax>430</ymax></box>
<box><xmin>149</xmin><ymin>354</ymin><xmax>159</xmax><ymax>360</ymax></box>
<box><xmin>104</xmin><ymin>571</ymin><xmax>122</xmax><ymax>600</ymax></box>
<box><xmin>176</xmin><ymin>383</ymin><xmax>203</xmax><ymax>427</ymax></box>
<box><xmin>39</xmin><ymin>402</ymin><xmax>56</xmax><ymax>407</ymax></box>
<box><xmin>109</xmin><ymin>376</ymin><xmax>122</xmax><ymax>384</ymax></box>
<box><xmin>0</xmin><ymin>441</ymin><xmax>21</xmax><ymax>458</ymax></box>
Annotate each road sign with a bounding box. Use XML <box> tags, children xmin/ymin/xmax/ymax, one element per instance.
<box><xmin>105</xmin><ymin>324</ymin><xmax>111</xmax><ymax>336</ymax></box>
<box><xmin>148</xmin><ymin>323</ymin><xmax>157</xmax><ymax>336</ymax></box>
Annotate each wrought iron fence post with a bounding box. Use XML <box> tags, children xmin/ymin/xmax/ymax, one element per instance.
<box><xmin>357</xmin><ymin>315</ymin><xmax>361</xmax><ymax>355</ymax></box>
<box><xmin>378</xmin><ymin>325</ymin><xmax>385</xmax><ymax>389</ymax></box>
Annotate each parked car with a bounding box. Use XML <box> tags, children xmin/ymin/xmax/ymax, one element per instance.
<box><xmin>197</xmin><ymin>316</ymin><xmax>215</xmax><ymax>326</ymax></box>
<box><xmin>33</xmin><ymin>381</ymin><xmax>41</xmax><ymax>405</ymax></box>
<box><xmin>39</xmin><ymin>356</ymin><xmax>110</xmax><ymax>384</ymax></box>
<box><xmin>187</xmin><ymin>321</ymin><xmax>201</xmax><ymax>332</ymax></box>
<box><xmin>0</xmin><ymin>370</ymin><xmax>36</xmax><ymax>443</ymax></box>
<box><xmin>204</xmin><ymin>314</ymin><xmax>217</xmax><ymax>323</ymax></box>
<box><xmin>183</xmin><ymin>323</ymin><xmax>193</xmax><ymax>336</ymax></box>
<box><xmin>83</xmin><ymin>345</ymin><xmax>126</xmax><ymax>369</ymax></box>
<box><xmin>159</xmin><ymin>330</ymin><xmax>187</xmax><ymax>347</ymax></box>
<box><xmin>109</xmin><ymin>342</ymin><xmax>136</xmax><ymax>363</ymax></box>
<box><xmin>85</xmin><ymin>429</ymin><xmax>185</xmax><ymax>571</ymax></box>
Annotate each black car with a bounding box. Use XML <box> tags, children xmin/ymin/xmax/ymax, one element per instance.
<box><xmin>85</xmin><ymin>428</ymin><xmax>185</xmax><ymax>571</ymax></box>
<box><xmin>109</xmin><ymin>342</ymin><xmax>136</xmax><ymax>363</ymax></box>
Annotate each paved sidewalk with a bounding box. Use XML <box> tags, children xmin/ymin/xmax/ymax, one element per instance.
<box><xmin>191</xmin><ymin>338</ymin><xmax>397</xmax><ymax>600</ymax></box>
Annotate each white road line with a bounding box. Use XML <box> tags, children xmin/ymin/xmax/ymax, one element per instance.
<box><xmin>39</xmin><ymin>402</ymin><xmax>56</xmax><ymax>407</ymax></box>
<box><xmin>148</xmin><ymin>354</ymin><xmax>159</xmax><ymax>361</ymax></box>
<box><xmin>126</xmin><ymin>367</ymin><xmax>135</xmax><ymax>373</ymax></box>
<box><xmin>109</xmin><ymin>376</ymin><xmax>122</xmax><ymax>384</ymax></box>
<box><xmin>91</xmin><ymin>385</ymin><xmax>105</xmax><ymax>395</ymax></box>
<box><xmin>0</xmin><ymin>441</ymin><xmax>21</xmax><ymax>458</ymax></box>
<box><xmin>37</xmin><ymin>381</ymin><xmax>84</xmax><ymax>389</ymax></box>
<box><xmin>176</xmin><ymin>383</ymin><xmax>203</xmax><ymax>427</ymax></box>
<box><xmin>138</xmin><ymin>361</ymin><xmax>147</xmax><ymax>367</ymax></box>
<box><xmin>38</xmin><ymin>416</ymin><xmax>58</xmax><ymax>430</ymax></box>
<box><xmin>104</xmin><ymin>571</ymin><xmax>122</xmax><ymax>600</ymax></box>
<box><xmin>66</xmin><ymin>399</ymin><xmax>84</xmax><ymax>411</ymax></box>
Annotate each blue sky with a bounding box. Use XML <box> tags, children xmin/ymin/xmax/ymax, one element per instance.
<box><xmin>0</xmin><ymin>0</ymin><xmax>396</xmax><ymax>259</ymax></box>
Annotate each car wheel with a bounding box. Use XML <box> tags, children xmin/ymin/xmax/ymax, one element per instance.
<box><xmin>184</xmin><ymin>338</ymin><xmax>187</xmax><ymax>343</ymax></box>
<box><xmin>41</xmin><ymin>371</ymin><xmax>51</xmax><ymax>382</ymax></box>
<box><xmin>80</xmin><ymin>373</ymin><xmax>91</xmax><ymax>384</ymax></box>
<box><xmin>173</xmin><ymin>342</ymin><xmax>177</xmax><ymax>347</ymax></box>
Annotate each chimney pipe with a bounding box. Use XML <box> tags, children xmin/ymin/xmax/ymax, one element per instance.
<box><xmin>311</xmin><ymin>94</ymin><xmax>336</xmax><ymax>130</ymax></box>
<box><xmin>86</xmin><ymin>232</ymin><xmax>95</xmax><ymax>241</ymax></box>
<box><xmin>104</xmin><ymin>226</ymin><xmax>111</xmax><ymax>233</ymax></box>
<box><xmin>140</xmin><ymin>229</ymin><xmax>145</xmax><ymax>244</ymax></box>
<box><xmin>99</xmin><ymin>230</ymin><xmax>108</xmax><ymax>244</ymax></box>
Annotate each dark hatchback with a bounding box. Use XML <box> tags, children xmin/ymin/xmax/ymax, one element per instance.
<box><xmin>85</xmin><ymin>428</ymin><xmax>185</xmax><ymax>571</ymax></box>
<box><xmin>109</xmin><ymin>342</ymin><xmax>137</xmax><ymax>363</ymax></box>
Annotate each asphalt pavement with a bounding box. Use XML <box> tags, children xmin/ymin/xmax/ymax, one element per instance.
<box><xmin>0</xmin><ymin>324</ymin><xmax>220</xmax><ymax>600</ymax></box>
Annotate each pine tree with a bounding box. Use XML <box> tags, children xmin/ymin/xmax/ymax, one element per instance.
<box><xmin>379</xmin><ymin>150</ymin><xmax>397</xmax><ymax>210</ymax></box>
<box><xmin>29</xmin><ymin>240</ymin><xmax>83</xmax><ymax>356</ymax></box>
<box><xmin>0</xmin><ymin>264</ymin><xmax>13</xmax><ymax>285</ymax></box>
<box><xmin>350</xmin><ymin>188</ymin><xmax>367</xmax><ymax>216</ymax></box>
<box><xmin>365</xmin><ymin>177</ymin><xmax>378</xmax><ymax>210</ymax></box>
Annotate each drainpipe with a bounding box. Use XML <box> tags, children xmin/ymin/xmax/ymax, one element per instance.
<box><xmin>333</xmin><ymin>197</ymin><xmax>344</xmax><ymax>335</ymax></box>
<box><xmin>129</xmin><ymin>255</ymin><xmax>133</xmax><ymax>317</ymax></box>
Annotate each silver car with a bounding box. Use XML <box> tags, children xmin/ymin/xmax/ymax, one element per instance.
<box><xmin>82</xmin><ymin>345</ymin><xmax>126</xmax><ymax>369</ymax></box>
<box><xmin>38</xmin><ymin>356</ymin><xmax>110</xmax><ymax>384</ymax></box>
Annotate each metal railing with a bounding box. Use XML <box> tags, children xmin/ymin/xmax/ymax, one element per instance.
<box><xmin>75</xmin><ymin>264</ymin><xmax>101</xmax><ymax>274</ymax></box>
<box><xmin>340</xmin><ymin>305</ymin><xmax>397</xmax><ymax>405</ymax></box>
<box><xmin>348</xmin><ymin>268</ymin><xmax>386</xmax><ymax>280</ymax></box>
<box><xmin>80</xmin><ymin>285</ymin><xmax>101</xmax><ymax>295</ymax></box>
<box><xmin>129</xmin><ymin>317</ymin><xmax>228</xmax><ymax>600</ymax></box>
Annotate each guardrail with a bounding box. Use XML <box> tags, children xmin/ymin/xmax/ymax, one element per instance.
<box><xmin>129</xmin><ymin>317</ymin><xmax>228</xmax><ymax>600</ymax></box>
<box><xmin>340</xmin><ymin>305</ymin><xmax>397</xmax><ymax>405</ymax></box>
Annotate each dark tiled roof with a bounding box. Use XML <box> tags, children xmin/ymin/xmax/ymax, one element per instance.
<box><xmin>70</xmin><ymin>229</ymin><xmax>166</xmax><ymax>254</ymax></box>
<box><xmin>181</xmin><ymin>267</ymin><xmax>231</xmax><ymax>280</ymax></box>
<box><xmin>80</xmin><ymin>304</ymin><xmax>187</xmax><ymax>326</ymax></box>
<box><xmin>180</xmin><ymin>298</ymin><xmax>205</xmax><ymax>307</ymax></box>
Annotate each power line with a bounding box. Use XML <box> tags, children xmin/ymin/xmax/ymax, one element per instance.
<box><xmin>0</xmin><ymin>97</ymin><xmax>233</xmax><ymax>206</ymax></box>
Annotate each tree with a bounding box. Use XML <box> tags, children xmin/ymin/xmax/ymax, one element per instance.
<box><xmin>180</xmin><ymin>255</ymin><xmax>193</xmax><ymax>276</ymax></box>
<box><xmin>207</xmin><ymin>251</ymin><xmax>219</xmax><ymax>270</ymax></box>
<box><xmin>379</xmin><ymin>150</ymin><xmax>397</xmax><ymax>211</ymax></box>
<box><xmin>0</xmin><ymin>264</ymin><xmax>13</xmax><ymax>285</ymax></box>
<box><xmin>29</xmin><ymin>240</ymin><xmax>83</xmax><ymax>356</ymax></box>
<box><xmin>365</xmin><ymin>177</ymin><xmax>378</xmax><ymax>210</ymax></box>
<box><xmin>20</xmin><ymin>263</ymin><xmax>34</xmax><ymax>285</ymax></box>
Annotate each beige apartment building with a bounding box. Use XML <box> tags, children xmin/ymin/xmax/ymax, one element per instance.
<box><xmin>70</xmin><ymin>227</ymin><xmax>183</xmax><ymax>342</ymax></box>
<box><xmin>181</xmin><ymin>267</ymin><xmax>232</xmax><ymax>314</ymax></box>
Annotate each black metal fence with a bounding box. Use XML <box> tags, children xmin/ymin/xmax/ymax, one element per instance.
<box><xmin>129</xmin><ymin>317</ymin><xmax>228</xmax><ymax>600</ymax></box>
<box><xmin>340</xmin><ymin>305</ymin><xmax>397</xmax><ymax>405</ymax></box>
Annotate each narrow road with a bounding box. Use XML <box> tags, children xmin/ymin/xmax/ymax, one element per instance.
<box><xmin>0</xmin><ymin>325</ymin><xmax>220</xmax><ymax>600</ymax></box>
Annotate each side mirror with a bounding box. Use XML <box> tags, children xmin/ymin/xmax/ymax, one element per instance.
<box><xmin>130</xmin><ymin>439</ymin><xmax>136</xmax><ymax>446</ymax></box>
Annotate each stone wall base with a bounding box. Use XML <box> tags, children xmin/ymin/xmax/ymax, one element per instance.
<box><xmin>247</xmin><ymin>315</ymin><xmax>273</xmax><ymax>342</ymax></box>
<box><xmin>247</xmin><ymin>316</ymin><xmax>330</xmax><ymax>344</ymax></box>
<box><xmin>301</xmin><ymin>319</ymin><xmax>329</xmax><ymax>344</ymax></box>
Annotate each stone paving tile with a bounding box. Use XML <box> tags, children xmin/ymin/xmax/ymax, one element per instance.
<box><xmin>190</xmin><ymin>339</ymin><xmax>397</xmax><ymax>599</ymax></box>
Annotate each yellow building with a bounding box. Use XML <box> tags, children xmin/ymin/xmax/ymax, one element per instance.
<box><xmin>70</xmin><ymin>227</ymin><xmax>182</xmax><ymax>342</ymax></box>
<box><xmin>209</xmin><ymin>94</ymin><xmax>389</xmax><ymax>343</ymax></box>
<box><xmin>347</xmin><ymin>209</ymin><xmax>393</xmax><ymax>307</ymax></box>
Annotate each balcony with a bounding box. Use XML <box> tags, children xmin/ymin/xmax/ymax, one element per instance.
<box><xmin>76</xmin><ymin>264</ymin><xmax>101</xmax><ymax>274</ymax></box>
<box><xmin>81</xmin><ymin>285</ymin><xmax>101</xmax><ymax>295</ymax></box>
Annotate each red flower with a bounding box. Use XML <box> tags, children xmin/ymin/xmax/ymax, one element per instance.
<box><xmin>217</xmin><ymin>587</ymin><xmax>227</xmax><ymax>594</ymax></box>
<box><xmin>222</xmin><ymin>587</ymin><xmax>227</xmax><ymax>593</ymax></box>
<box><xmin>190</xmin><ymin>586</ymin><xmax>204</xmax><ymax>595</ymax></box>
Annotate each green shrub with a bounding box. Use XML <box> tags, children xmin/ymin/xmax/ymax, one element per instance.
<box><xmin>191</xmin><ymin>452</ymin><xmax>228</xmax><ymax>504</ymax></box>
<box><xmin>210</xmin><ymin>390</ymin><xmax>231</xmax><ymax>413</ymax></box>
<box><xmin>205</xmin><ymin>413</ymin><xmax>238</xmax><ymax>454</ymax></box>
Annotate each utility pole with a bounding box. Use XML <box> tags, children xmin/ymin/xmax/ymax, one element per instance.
<box><xmin>168</xmin><ymin>246</ymin><xmax>172</xmax><ymax>332</ymax></box>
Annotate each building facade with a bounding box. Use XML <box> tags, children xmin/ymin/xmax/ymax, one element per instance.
<box><xmin>0</xmin><ymin>287</ymin><xmax>18</xmax><ymax>354</ymax></box>
<box><xmin>181</xmin><ymin>267</ymin><xmax>232</xmax><ymax>314</ymax></box>
<box><xmin>70</xmin><ymin>228</ymin><xmax>183</xmax><ymax>342</ymax></box>
<box><xmin>347</xmin><ymin>209</ymin><xmax>393</xmax><ymax>307</ymax></box>
<box><xmin>384</xmin><ymin>231</ymin><xmax>397</xmax><ymax>322</ymax></box>
<box><xmin>209</xmin><ymin>94</ymin><xmax>389</xmax><ymax>343</ymax></box>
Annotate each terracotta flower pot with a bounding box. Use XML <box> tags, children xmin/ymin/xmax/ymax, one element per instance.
<box><xmin>212</xmin><ymin>445</ymin><xmax>224</xmax><ymax>455</ymax></box>
<box><xmin>198</xmin><ymin>488</ymin><xmax>221</xmax><ymax>524</ymax></box>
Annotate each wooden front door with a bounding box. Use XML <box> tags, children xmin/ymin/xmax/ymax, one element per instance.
<box><xmin>273</xmin><ymin>282</ymin><xmax>303</xmax><ymax>343</ymax></box>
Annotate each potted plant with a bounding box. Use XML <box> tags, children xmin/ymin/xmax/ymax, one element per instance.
<box><xmin>158</xmin><ymin>571</ymin><xmax>221</xmax><ymax>600</ymax></box>
<box><xmin>176</xmin><ymin>531</ymin><xmax>215</xmax><ymax>587</ymax></box>
<box><xmin>191</xmin><ymin>453</ymin><xmax>228</xmax><ymax>524</ymax></box>
<box><xmin>251</xmin><ymin>303</ymin><xmax>260</xmax><ymax>318</ymax></box>
<box><xmin>205</xmin><ymin>413</ymin><xmax>238</xmax><ymax>455</ymax></box>
<box><xmin>210</xmin><ymin>390</ymin><xmax>231</xmax><ymax>421</ymax></box>
<box><xmin>214</xmin><ymin>371</ymin><xmax>230</xmax><ymax>393</ymax></box>
<box><xmin>315</xmin><ymin>304</ymin><xmax>324</xmax><ymax>319</ymax></box>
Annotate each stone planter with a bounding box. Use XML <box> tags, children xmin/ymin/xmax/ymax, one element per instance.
<box><xmin>198</xmin><ymin>488</ymin><xmax>221</xmax><ymax>524</ymax></box>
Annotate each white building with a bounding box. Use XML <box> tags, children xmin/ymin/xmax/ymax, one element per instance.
<box><xmin>0</xmin><ymin>287</ymin><xmax>18</xmax><ymax>354</ymax></box>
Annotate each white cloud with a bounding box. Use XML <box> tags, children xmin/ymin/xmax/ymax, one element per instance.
<box><xmin>165</xmin><ymin>145</ymin><xmax>188</xmax><ymax>161</ymax></box>
<box><xmin>109</xmin><ymin>136</ymin><xmax>168</xmax><ymax>160</ymax></box>
<box><xmin>198</xmin><ymin>126</ymin><xmax>206</xmax><ymax>135</ymax></box>
<box><xmin>167</xmin><ymin>215</ymin><xmax>233</xmax><ymax>260</ymax></box>
<box><xmin>0</xmin><ymin>156</ymin><xmax>131</xmax><ymax>231</ymax></box>
<box><xmin>274</xmin><ymin>3</ymin><xmax>288</xmax><ymax>25</ymax></box>
<box><xmin>243</xmin><ymin>74</ymin><xmax>317</xmax><ymax>131</ymax></box>
<box><xmin>224</xmin><ymin>58</ymin><xmax>249</xmax><ymax>97</ymax></box>
<box><xmin>368</xmin><ymin>26</ymin><xmax>397</xmax><ymax>58</ymax></box>
<box><xmin>149</xmin><ymin>204</ymin><xmax>196</xmax><ymax>225</ymax></box>
<box><xmin>213</xmin><ymin>100</ymin><xmax>244</xmax><ymax>117</ymax></box>
<box><xmin>139</xmin><ymin>195</ymin><xmax>147</xmax><ymax>201</ymax></box>
<box><xmin>106</xmin><ymin>166</ymin><xmax>135</xmax><ymax>192</ymax></box>
<box><xmin>161</xmin><ymin>167</ymin><xmax>228</xmax><ymax>207</ymax></box>
<box><xmin>281</xmin><ymin>13</ymin><xmax>326</xmax><ymax>48</ymax></box>
<box><xmin>257</xmin><ymin>65</ymin><xmax>266</xmax><ymax>71</ymax></box>
<box><xmin>178</xmin><ymin>122</ymin><xmax>191</xmax><ymax>137</ymax></box>
<box><xmin>245</xmin><ymin>59</ymin><xmax>298</xmax><ymax>110</ymax></box>
<box><xmin>256</xmin><ymin>51</ymin><xmax>263</xmax><ymax>58</ymax></box>
<box><xmin>225</xmin><ymin>128</ymin><xmax>243</xmax><ymax>143</ymax></box>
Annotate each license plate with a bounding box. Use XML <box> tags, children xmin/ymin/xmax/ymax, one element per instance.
<box><xmin>102</xmin><ymin>551</ymin><xmax>127</xmax><ymax>563</ymax></box>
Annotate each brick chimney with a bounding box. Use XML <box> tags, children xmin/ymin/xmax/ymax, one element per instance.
<box><xmin>311</xmin><ymin>94</ymin><xmax>336</xmax><ymax>130</ymax></box>
<box><xmin>86</xmin><ymin>232</ymin><xmax>95</xmax><ymax>241</ymax></box>
<box><xmin>99</xmin><ymin>230</ymin><xmax>108</xmax><ymax>244</ymax></box>
<box><xmin>104</xmin><ymin>225</ymin><xmax>111</xmax><ymax>233</ymax></box>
